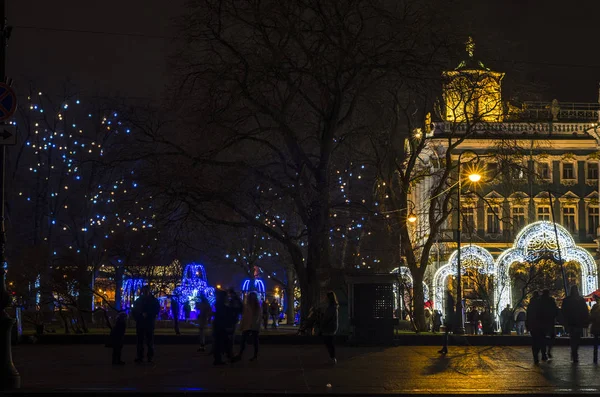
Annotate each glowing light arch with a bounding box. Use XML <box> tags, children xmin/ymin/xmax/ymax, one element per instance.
<box><xmin>390</xmin><ymin>267</ymin><xmax>429</xmax><ymax>301</ymax></box>
<box><xmin>433</xmin><ymin>245</ymin><xmax>496</xmax><ymax>313</ymax></box>
<box><xmin>496</xmin><ymin>221</ymin><xmax>598</xmax><ymax>310</ymax></box>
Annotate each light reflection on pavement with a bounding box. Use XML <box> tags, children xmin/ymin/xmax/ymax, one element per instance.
<box><xmin>12</xmin><ymin>344</ymin><xmax>600</xmax><ymax>394</ymax></box>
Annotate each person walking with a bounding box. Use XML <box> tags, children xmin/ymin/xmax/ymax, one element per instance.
<box><xmin>171</xmin><ymin>296</ymin><xmax>181</xmax><ymax>335</ymax></box>
<box><xmin>195</xmin><ymin>296</ymin><xmax>213</xmax><ymax>352</ymax></box>
<box><xmin>320</xmin><ymin>291</ymin><xmax>339</xmax><ymax>365</ymax></box>
<box><xmin>183</xmin><ymin>301</ymin><xmax>192</xmax><ymax>323</ymax></box>
<box><xmin>438</xmin><ymin>290</ymin><xmax>455</xmax><ymax>355</ymax></box>
<box><xmin>269</xmin><ymin>300</ymin><xmax>280</xmax><ymax>329</ymax></box>
<box><xmin>212</xmin><ymin>290</ymin><xmax>229</xmax><ymax>365</ymax></box>
<box><xmin>262</xmin><ymin>299</ymin><xmax>270</xmax><ymax>331</ymax></box>
<box><xmin>233</xmin><ymin>291</ymin><xmax>262</xmax><ymax>362</ymax></box>
<box><xmin>132</xmin><ymin>286</ymin><xmax>160</xmax><ymax>364</ymax></box>
<box><xmin>539</xmin><ymin>289</ymin><xmax>558</xmax><ymax>360</ymax></box>
<box><xmin>500</xmin><ymin>304</ymin><xmax>512</xmax><ymax>335</ymax></box>
<box><xmin>526</xmin><ymin>291</ymin><xmax>544</xmax><ymax>364</ymax></box>
<box><xmin>514</xmin><ymin>305</ymin><xmax>526</xmax><ymax>335</ymax></box>
<box><xmin>590</xmin><ymin>295</ymin><xmax>600</xmax><ymax>364</ymax></box>
<box><xmin>226</xmin><ymin>289</ymin><xmax>244</xmax><ymax>359</ymax></box>
<box><xmin>432</xmin><ymin>310</ymin><xmax>442</xmax><ymax>333</ymax></box>
<box><xmin>562</xmin><ymin>285</ymin><xmax>589</xmax><ymax>363</ymax></box>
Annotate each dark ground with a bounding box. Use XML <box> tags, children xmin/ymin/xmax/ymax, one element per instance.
<box><xmin>9</xmin><ymin>343</ymin><xmax>600</xmax><ymax>395</ymax></box>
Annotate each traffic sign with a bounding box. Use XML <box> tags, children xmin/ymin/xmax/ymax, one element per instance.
<box><xmin>0</xmin><ymin>125</ymin><xmax>16</xmax><ymax>145</ymax></box>
<box><xmin>0</xmin><ymin>83</ymin><xmax>16</xmax><ymax>121</ymax></box>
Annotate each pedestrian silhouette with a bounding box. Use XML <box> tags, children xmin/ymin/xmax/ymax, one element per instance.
<box><xmin>500</xmin><ymin>304</ymin><xmax>512</xmax><ymax>335</ymax></box>
<box><xmin>562</xmin><ymin>285</ymin><xmax>589</xmax><ymax>363</ymax></box>
<box><xmin>526</xmin><ymin>290</ymin><xmax>544</xmax><ymax>364</ymax></box>
<box><xmin>226</xmin><ymin>289</ymin><xmax>244</xmax><ymax>359</ymax></box>
<box><xmin>589</xmin><ymin>295</ymin><xmax>600</xmax><ymax>364</ymax></box>
<box><xmin>514</xmin><ymin>304</ymin><xmax>526</xmax><ymax>335</ymax></box>
<box><xmin>320</xmin><ymin>291</ymin><xmax>339</xmax><ymax>365</ymax></box>
<box><xmin>171</xmin><ymin>295</ymin><xmax>181</xmax><ymax>335</ymax></box>
<box><xmin>212</xmin><ymin>289</ymin><xmax>229</xmax><ymax>365</ymax></box>
<box><xmin>132</xmin><ymin>286</ymin><xmax>160</xmax><ymax>364</ymax></box>
<box><xmin>438</xmin><ymin>290</ymin><xmax>455</xmax><ymax>354</ymax></box>
<box><xmin>539</xmin><ymin>289</ymin><xmax>558</xmax><ymax>360</ymax></box>
<box><xmin>195</xmin><ymin>296</ymin><xmax>213</xmax><ymax>352</ymax></box>
<box><xmin>233</xmin><ymin>291</ymin><xmax>262</xmax><ymax>362</ymax></box>
<box><xmin>108</xmin><ymin>312</ymin><xmax>127</xmax><ymax>365</ymax></box>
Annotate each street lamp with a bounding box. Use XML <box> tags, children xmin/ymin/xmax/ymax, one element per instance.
<box><xmin>454</xmin><ymin>150</ymin><xmax>482</xmax><ymax>335</ymax></box>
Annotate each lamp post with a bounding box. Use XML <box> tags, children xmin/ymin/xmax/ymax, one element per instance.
<box><xmin>454</xmin><ymin>150</ymin><xmax>481</xmax><ymax>335</ymax></box>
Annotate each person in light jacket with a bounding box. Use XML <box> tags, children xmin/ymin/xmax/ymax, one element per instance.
<box><xmin>232</xmin><ymin>292</ymin><xmax>262</xmax><ymax>362</ymax></box>
<box><xmin>320</xmin><ymin>291</ymin><xmax>339</xmax><ymax>365</ymax></box>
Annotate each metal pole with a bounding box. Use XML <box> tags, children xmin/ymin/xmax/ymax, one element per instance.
<box><xmin>548</xmin><ymin>190</ymin><xmax>569</xmax><ymax>297</ymax></box>
<box><xmin>455</xmin><ymin>157</ymin><xmax>465</xmax><ymax>334</ymax></box>
<box><xmin>0</xmin><ymin>0</ymin><xmax>19</xmax><ymax>388</ymax></box>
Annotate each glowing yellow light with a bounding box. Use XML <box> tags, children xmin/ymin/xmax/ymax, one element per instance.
<box><xmin>468</xmin><ymin>173</ymin><xmax>482</xmax><ymax>182</ymax></box>
<box><xmin>216</xmin><ymin>284</ymin><xmax>222</xmax><ymax>289</ymax></box>
<box><xmin>407</xmin><ymin>212</ymin><xmax>417</xmax><ymax>223</ymax></box>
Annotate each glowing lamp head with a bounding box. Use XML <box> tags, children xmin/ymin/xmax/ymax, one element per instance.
<box><xmin>468</xmin><ymin>173</ymin><xmax>482</xmax><ymax>183</ymax></box>
<box><xmin>216</xmin><ymin>284</ymin><xmax>222</xmax><ymax>290</ymax></box>
<box><xmin>407</xmin><ymin>212</ymin><xmax>417</xmax><ymax>223</ymax></box>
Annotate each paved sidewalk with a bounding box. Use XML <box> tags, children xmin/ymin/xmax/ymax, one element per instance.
<box><xmin>10</xmin><ymin>344</ymin><xmax>600</xmax><ymax>394</ymax></box>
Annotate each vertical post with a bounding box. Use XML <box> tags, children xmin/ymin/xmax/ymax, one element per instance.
<box><xmin>0</xmin><ymin>0</ymin><xmax>19</xmax><ymax>389</ymax></box>
<box><xmin>548</xmin><ymin>190</ymin><xmax>569</xmax><ymax>297</ymax></box>
<box><xmin>455</xmin><ymin>158</ymin><xmax>465</xmax><ymax>335</ymax></box>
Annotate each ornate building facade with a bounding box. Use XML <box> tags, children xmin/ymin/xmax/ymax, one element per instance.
<box><xmin>404</xmin><ymin>39</ymin><xmax>600</xmax><ymax>316</ymax></box>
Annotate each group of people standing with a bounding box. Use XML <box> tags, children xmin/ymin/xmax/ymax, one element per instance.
<box><xmin>438</xmin><ymin>285</ymin><xmax>600</xmax><ymax>365</ymax></box>
<box><xmin>108</xmin><ymin>285</ymin><xmax>340</xmax><ymax>367</ymax></box>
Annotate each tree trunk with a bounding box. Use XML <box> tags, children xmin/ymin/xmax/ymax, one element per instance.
<box><xmin>285</xmin><ymin>267</ymin><xmax>295</xmax><ymax>325</ymax></box>
<box><xmin>412</xmin><ymin>269</ymin><xmax>426</xmax><ymax>332</ymax></box>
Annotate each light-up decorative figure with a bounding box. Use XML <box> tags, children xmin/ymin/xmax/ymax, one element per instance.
<box><xmin>122</xmin><ymin>278</ymin><xmax>145</xmax><ymax>309</ymax></box>
<box><xmin>241</xmin><ymin>278</ymin><xmax>266</xmax><ymax>301</ymax></box>
<box><xmin>172</xmin><ymin>263</ymin><xmax>214</xmax><ymax>316</ymax></box>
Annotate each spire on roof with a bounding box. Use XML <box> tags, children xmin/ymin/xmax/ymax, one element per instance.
<box><xmin>466</xmin><ymin>36</ymin><xmax>475</xmax><ymax>58</ymax></box>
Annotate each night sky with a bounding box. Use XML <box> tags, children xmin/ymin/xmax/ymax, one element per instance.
<box><xmin>5</xmin><ymin>1</ymin><xmax>600</xmax><ymax>287</ymax></box>
<box><xmin>7</xmin><ymin>0</ymin><xmax>183</xmax><ymax>101</ymax></box>
<box><xmin>7</xmin><ymin>1</ymin><xmax>600</xmax><ymax>103</ymax></box>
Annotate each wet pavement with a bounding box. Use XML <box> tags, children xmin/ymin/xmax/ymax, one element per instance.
<box><xmin>10</xmin><ymin>343</ymin><xmax>600</xmax><ymax>394</ymax></box>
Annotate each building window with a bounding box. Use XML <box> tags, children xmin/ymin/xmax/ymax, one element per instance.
<box><xmin>512</xmin><ymin>206</ymin><xmax>526</xmax><ymax>231</ymax></box>
<box><xmin>562</xmin><ymin>206</ymin><xmax>576</xmax><ymax>233</ymax></box>
<box><xmin>537</xmin><ymin>162</ymin><xmax>551</xmax><ymax>180</ymax></box>
<box><xmin>486</xmin><ymin>205</ymin><xmax>501</xmax><ymax>234</ymax></box>
<box><xmin>461</xmin><ymin>206</ymin><xmax>476</xmax><ymax>234</ymax></box>
<box><xmin>537</xmin><ymin>206</ymin><xmax>551</xmax><ymax>221</ymax></box>
<box><xmin>562</xmin><ymin>163</ymin><xmax>575</xmax><ymax>180</ymax></box>
<box><xmin>587</xmin><ymin>162</ymin><xmax>599</xmax><ymax>180</ymax></box>
<box><xmin>588</xmin><ymin>206</ymin><xmax>599</xmax><ymax>236</ymax></box>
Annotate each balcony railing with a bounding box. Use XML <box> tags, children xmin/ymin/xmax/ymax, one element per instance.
<box><xmin>432</xmin><ymin>121</ymin><xmax>598</xmax><ymax>136</ymax></box>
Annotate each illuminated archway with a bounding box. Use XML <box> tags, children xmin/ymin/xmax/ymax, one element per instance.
<box><xmin>433</xmin><ymin>245</ymin><xmax>495</xmax><ymax>313</ymax></box>
<box><xmin>391</xmin><ymin>266</ymin><xmax>429</xmax><ymax>301</ymax></box>
<box><xmin>496</xmin><ymin>221</ymin><xmax>598</xmax><ymax>309</ymax></box>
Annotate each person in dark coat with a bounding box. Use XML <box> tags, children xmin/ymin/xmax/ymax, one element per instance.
<box><xmin>226</xmin><ymin>289</ymin><xmax>244</xmax><ymax>359</ymax></box>
<box><xmin>171</xmin><ymin>296</ymin><xmax>181</xmax><ymax>335</ymax></box>
<box><xmin>183</xmin><ymin>301</ymin><xmax>192</xmax><ymax>322</ymax></box>
<box><xmin>320</xmin><ymin>291</ymin><xmax>339</xmax><ymax>364</ymax></box>
<box><xmin>212</xmin><ymin>289</ymin><xmax>229</xmax><ymax>365</ymax></box>
<box><xmin>562</xmin><ymin>285</ymin><xmax>589</xmax><ymax>363</ymax></box>
<box><xmin>500</xmin><ymin>304</ymin><xmax>512</xmax><ymax>335</ymax></box>
<box><xmin>432</xmin><ymin>310</ymin><xmax>442</xmax><ymax>333</ymax></box>
<box><xmin>590</xmin><ymin>295</ymin><xmax>600</xmax><ymax>364</ymax></box>
<box><xmin>539</xmin><ymin>289</ymin><xmax>558</xmax><ymax>360</ymax></box>
<box><xmin>262</xmin><ymin>299</ymin><xmax>270</xmax><ymax>331</ymax></box>
<box><xmin>526</xmin><ymin>291</ymin><xmax>544</xmax><ymax>364</ymax></box>
<box><xmin>269</xmin><ymin>300</ymin><xmax>280</xmax><ymax>329</ymax></box>
<box><xmin>109</xmin><ymin>312</ymin><xmax>127</xmax><ymax>365</ymax></box>
<box><xmin>438</xmin><ymin>290</ymin><xmax>455</xmax><ymax>354</ymax></box>
<box><xmin>481</xmin><ymin>307</ymin><xmax>494</xmax><ymax>335</ymax></box>
<box><xmin>132</xmin><ymin>286</ymin><xmax>160</xmax><ymax>363</ymax></box>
